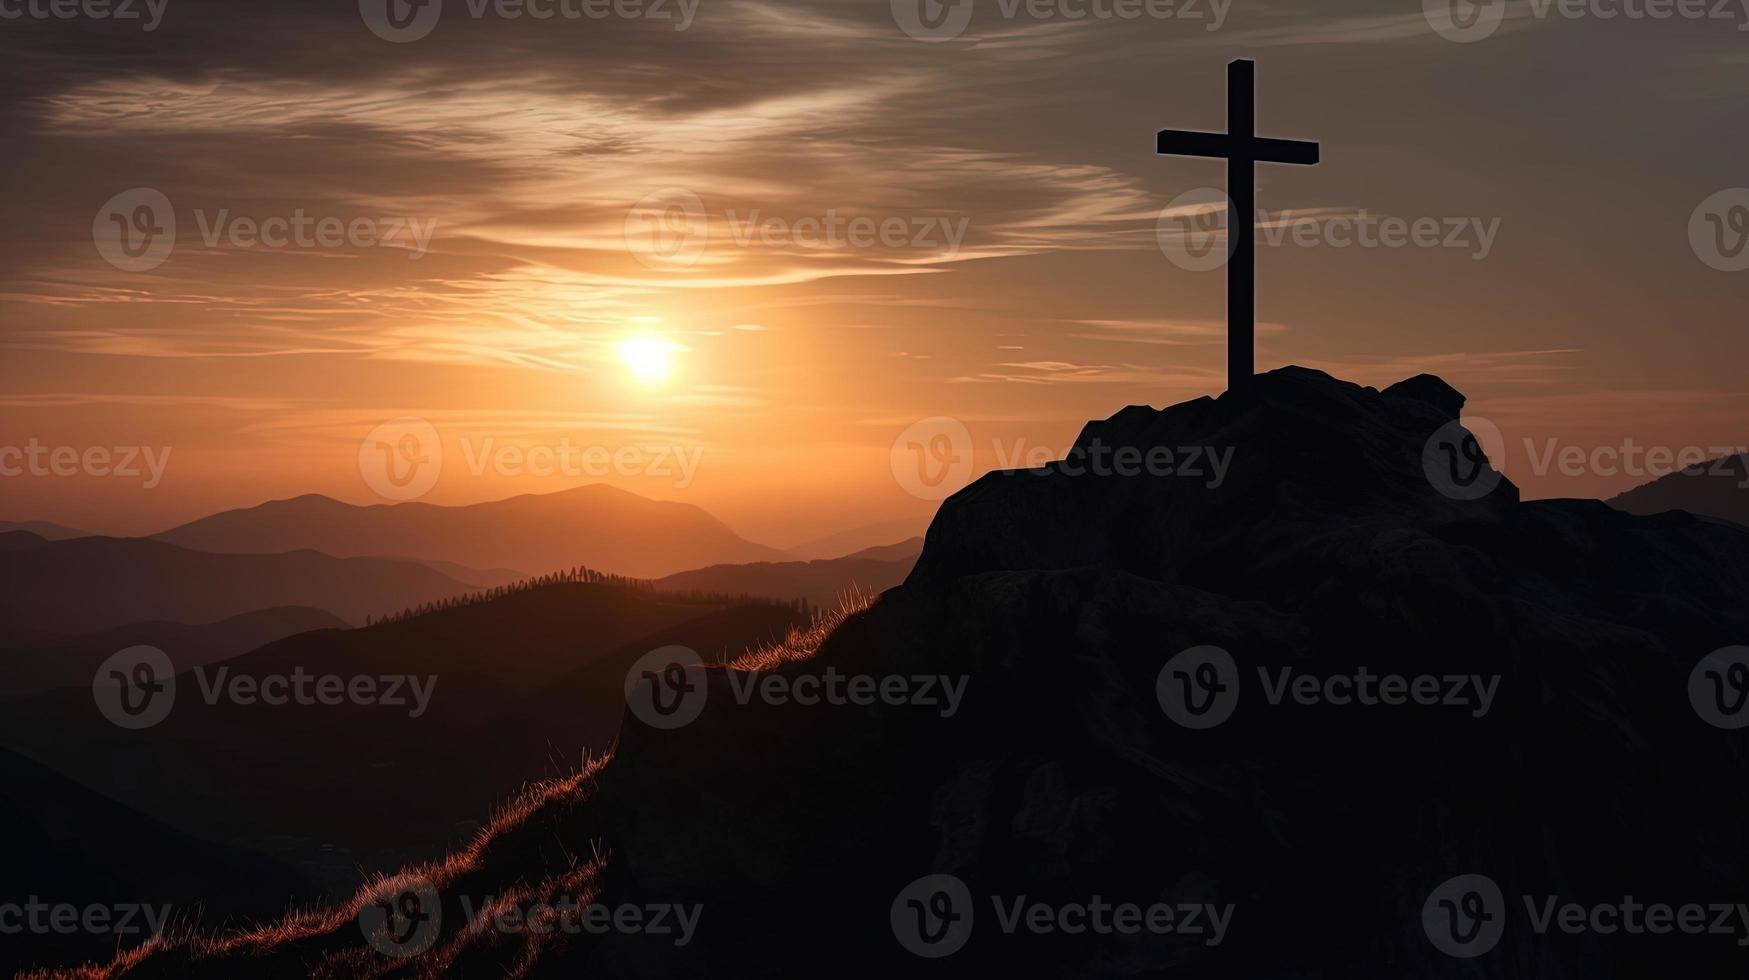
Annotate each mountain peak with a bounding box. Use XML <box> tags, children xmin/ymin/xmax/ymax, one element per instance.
<box><xmin>154</xmin><ymin>481</ymin><xmax>783</xmax><ymax>578</ymax></box>
<box><xmin>913</xmin><ymin>367</ymin><xmax>1515</xmax><ymax>589</ymax></box>
<box><xmin>1381</xmin><ymin>371</ymin><xmax>1465</xmax><ymax>420</ymax></box>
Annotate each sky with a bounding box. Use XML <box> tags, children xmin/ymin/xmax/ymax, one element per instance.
<box><xmin>1</xmin><ymin>0</ymin><xmax>1746</xmax><ymax>548</ymax></box>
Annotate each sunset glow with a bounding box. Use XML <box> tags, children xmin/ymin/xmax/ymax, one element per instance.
<box><xmin>618</xmin><ymin>337</ymin><xmax>679</xmax><ymax>386</ymax></box>
<box><xmin>1</xmin><ymin>2</ymin><xmax>1746</xmax><ymax>551</ymax></box>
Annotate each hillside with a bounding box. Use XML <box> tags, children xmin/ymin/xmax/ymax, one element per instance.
<box><xmin>0</xmin><ymin>529</ymin><xmax>50</xmax><ymax>552</ymax></box>
<box><xmin>0</xmin><ymin>606</ymin><xmax>347</xmax><ymax>697</ymax></box>
<box><xmin>0</xmin><ymin>520</ymin><xmax>90</xmax><ymax>541</ymax></box>
<box><xmin>0</xmin><ymin>747</ymin><xmax>305</xmax><ymax>979</ymax></box>
<box><xmin>0</xmin><ymin>579</ymin><xmax>806</xmax><ymax>906</ymax></box>
<box><xmin>837</xmin><ymin>537</ymin><xmax>924</xmax><ymax>562</ymax></box>
<box><xmin>0</xmin><ymin>535</ymin><xmax>474</xmax><ymax>637</ymax></box>
<box><xmin>153</xmin><ymin>484</ymin><xmax>787</xmax><ymax>578</ymax></box>
<box><xmin>651</xmin><ymin>547</ymin><xmax>919</xmax><ymax>609</ymax></box>
<box><xmin>1609</xmin><ymin>452</ymin><xmax>1749</xmax><ymax>528</ymax></box>
<box><xmin>40</xmin><ymin>368</ymin><xmax>1749</xmax><ymax>978</ymax></box>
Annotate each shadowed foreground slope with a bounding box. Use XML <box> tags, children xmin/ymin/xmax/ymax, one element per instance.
<box><xmin>1</xmin><ymin>582</ymin><xmax>805</xmax><ymax>912</ymax></box>
<box><xmin>48</xmin><ymin>367</ymin><xmax>1749</xmax><ymax>979</ymax></box>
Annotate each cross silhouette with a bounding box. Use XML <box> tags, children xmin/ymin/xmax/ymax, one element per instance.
<box><xmin>1156</xmin><ymin>59</ymin><xmax>1319</xmax><ymax>397</ymax></box>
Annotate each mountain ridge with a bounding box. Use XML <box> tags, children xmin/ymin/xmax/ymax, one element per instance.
<box><xmin>1608</xmin><ymin>451</ymin><xmax>1749</xmax><ymax>528</ymax></box>
<box><xmin>0</xmin><ymin>535</ymin><xmax>475</xmax><ymax>637</ymax></box>
<box><xmin>152</xmin><ymin>484</ymin><xmax>786</xmax><ymax>578</ymax></box>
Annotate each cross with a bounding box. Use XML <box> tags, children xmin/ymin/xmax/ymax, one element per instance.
<box><xmin>1156</xmin><ymin>59</ymin><xmax>1319</xmax><ymax>397</ymax></box>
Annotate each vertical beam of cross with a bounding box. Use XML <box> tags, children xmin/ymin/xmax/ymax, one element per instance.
<box><xmin>1156</xmin><ymin>60</ymin><xmax>1319</xmax><ymax>397</ymax></box>
<box><xmin>1227</xmin><ymin>60</ymin><xmax>1256</xmax><ymax>400</ymax></box>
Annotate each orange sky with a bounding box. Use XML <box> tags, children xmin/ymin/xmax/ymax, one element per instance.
<box><xmin>2</xmin><ymin>1</ymin><xmax>1747</xmax><ymax>547</ymax></box>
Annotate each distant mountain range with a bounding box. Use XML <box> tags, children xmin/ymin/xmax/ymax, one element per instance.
<box><xmin>1609</xmin><ymin>452</ymin><xmax>1749</xmax><ymax>527</ymax></box>
<box><xmin>153</xmin><ymin>484</ymin><xmax>788</xmax><ymax>578</ymax></box>
<box><xmin>0</xmin><ymin>519</ymin><xmax>90</xmax><ymax>541</ymax></box>
<box><xmin>0</xmin><ymin>532</ymin><xmax>474</xmax><ymax>638</ymax></box>
<box><xmin>785</xmin><ymin>518</ymin><xmax>930</xmax><ymax>560</ymax></box>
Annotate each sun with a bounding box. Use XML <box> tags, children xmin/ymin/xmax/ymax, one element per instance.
<box><xmin>617</xmin><ymin>336</ymin><xmax>678</xmax><ymax>386</ymax></box>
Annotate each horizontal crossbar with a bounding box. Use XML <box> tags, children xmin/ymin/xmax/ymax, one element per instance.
<box><xmin>1156</xmin><ymin>129</ymin><xmax>1319</xmax><ymax>166</ymax></box>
